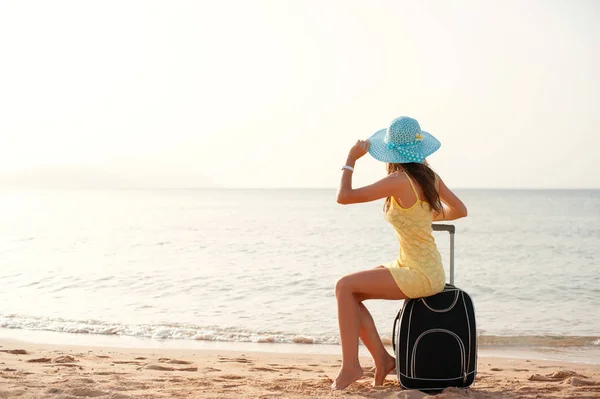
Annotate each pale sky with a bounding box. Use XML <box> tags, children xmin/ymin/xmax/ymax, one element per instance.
<box><xmin>1</xmin><ymin>0</ymin><xmax>599</xmax><ymax>189</ymax></box>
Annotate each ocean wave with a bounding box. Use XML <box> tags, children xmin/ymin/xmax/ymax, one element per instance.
<box><xmin>478</xmin><ymin>335</ymin><xmax>600</xmax><ymax>348</ymax></box>
<box><xmin>0</xmin><ymin>314</ymin><xmax>336</xmax><ymax>345</ymax></box>
<box><xmin>1</xmin><ymin>313</ymin><xmax>598</xmax><ymax>348</ymax></box>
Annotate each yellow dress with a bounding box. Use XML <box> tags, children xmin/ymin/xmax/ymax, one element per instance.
<box><xmin>383</xmin><ymin>172</ymin><xmax>446</xmax><ymax>298</ymax></box>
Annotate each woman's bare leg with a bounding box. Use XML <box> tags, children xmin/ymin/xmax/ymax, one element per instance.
<box><xmin>332</xmin><ymin>268</ymin><xmax>407</xmax><ymax>390</ymax></box>
<box><xmin>358</xmin><ymin>302</ymin><xmax>396</xmax><ymax>386</ymax></box>
<box><xmin>332</xmin><ymin>275</ymin><xmax>363</xmax><ymax>390</ymax></box>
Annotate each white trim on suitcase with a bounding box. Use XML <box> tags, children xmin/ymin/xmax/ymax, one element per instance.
<box><xmin>409</xmin><ymin>328</ymin><xmax>466</xmax><ymax>380</ymax></box>
<box><xmin>462</xmin><ymin>290</ymin><xmax>477</xmax><ymax>377</ymax></box>
<box><xmin>462</xmin><ymin>292</ymin><xmax>471</xmax><ymax>374</ymax></box>
<box><xmin>405</xmin><ymin>300</ymin><xmax>414</xmax><ymax>374</ymax></box>
<box><xmin>420</xmin><ymin>289</ymin><xmax>460</xmax><ymax>313</ymax></box>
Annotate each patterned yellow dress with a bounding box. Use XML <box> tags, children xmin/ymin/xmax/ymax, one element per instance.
<box><xmin>383</xmin><ymin>172</ymin><xmax>446</xmax><ymax>298</ymax></box>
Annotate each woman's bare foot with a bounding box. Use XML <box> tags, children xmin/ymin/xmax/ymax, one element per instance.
<box><xmin>331</xmin><ymin>366</ymin><xmax>364</xmax><ymax>390</ymax></box>
<box><xmin>374</xmin><ymin>354</ymin><xmax>396</xmax><ymax>386</ymax></box>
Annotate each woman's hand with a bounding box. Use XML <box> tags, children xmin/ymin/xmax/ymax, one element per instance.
<box><xmin>348</xmin><ymin>140</ymin><xmax>370</xmax><ymax>162</ymax></box>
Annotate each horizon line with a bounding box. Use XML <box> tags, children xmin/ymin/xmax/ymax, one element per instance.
<box><xmin>0</xmin><ymin>186</ymin><xmax>598</xmax><ymax>191</ymax></box>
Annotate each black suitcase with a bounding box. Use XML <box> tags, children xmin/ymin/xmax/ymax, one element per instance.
<box><xmin>392</xmin><ymin>224</ymin><xmax>477</xmax><ymax>392</ymax></box>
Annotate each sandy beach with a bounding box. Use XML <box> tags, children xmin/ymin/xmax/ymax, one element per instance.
<box><xmin>0</xmin><ymin>339</ymin><xmax>598</xmax><ymax>399</ymax></box>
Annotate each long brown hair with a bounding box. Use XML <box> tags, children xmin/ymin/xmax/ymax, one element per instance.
<box><xmin>384</xmin><ymin>163</ymin><xmax>443</xmax><ymax>213</ymax></box>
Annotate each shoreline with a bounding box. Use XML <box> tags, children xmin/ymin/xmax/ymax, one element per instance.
<box><xmin>2</xmin><ymin>327</ymin><xmax>599</xmax><ymax>366</ymax></box>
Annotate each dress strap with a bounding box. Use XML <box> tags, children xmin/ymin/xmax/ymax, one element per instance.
<box><xmin>402</xmin><ymin>171</ymin><xmax>420</xmax><ymax>201</ymax></box>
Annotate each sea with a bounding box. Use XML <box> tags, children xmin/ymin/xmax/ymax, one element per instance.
<box><xmin>0</xmin><ymin>188</ymin><xmax>599</xmax><ymax>363</ymax></box>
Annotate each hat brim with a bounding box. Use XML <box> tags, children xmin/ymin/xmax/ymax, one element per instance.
<box><xmin>367</xmin><ymin>128</ymin><xmax>441</xmax><ymax>164</ymax></box>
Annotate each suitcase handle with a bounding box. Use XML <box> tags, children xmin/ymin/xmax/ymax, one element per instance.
<box><xmin>432</xmin><ymin>224</ymin><xmax>455</xmax><ymax>234</ymax></box>
<box><xmin>432</xmin><ymin>223</ymin><xmax>455</xmax><ymax>285</ymax></box>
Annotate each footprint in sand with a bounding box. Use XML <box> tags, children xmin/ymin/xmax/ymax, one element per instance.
<box><xmin>250</xmin><ymin>367</ymin><xmax>278</xmax><ymax>372</ymax></box>
<box><xmin>176</xmin><ymin>367</ymin><xmax>198</xmax><ymax>372</ymax></box>
<box><xmin>27</xmin><ymin>357</ymin><xmax>52</xmax><ymax>363</ymax></box>
<box><xmin>551</xmin><ymin>370</ymin><xmax>587</xmax><ymax>379</ymax></box>
<box><xmin>202</xmin><ymin>367</ymin><xmax>222</xmax><ymax>372</ymax></box>
<box><xmin>218</xmin><ymin>357</ymin><xmax>253</xmax><ymax>364</ymax></box>
<box><xmin>113</xmin><ymin>361</ymin><xmax>143</xmax><ymax>365</ymax></box>
<box><xmin>146</xmin><ymin>365</ymin><xmax>175</xmax><ymax>371</ymax></box>
<box><xmin>0</xmin><ymin>349</ymin><xmax>27</xmax><ymax>355</ymax></box>
<box><xmin>144</xmin><ymin>364</ymin><xmax>198</xmax><ymax>372</ymax></box>
<box><xmin>222</xmin><ymin>383</ymin><xmax>243</xmax><ymax>388</ymax></box>
<box><xmin>158</xmin><ymin>358</ymin><xmax>192</xmax><ymax>365</ymax></box>
<box><xmin>93</xmin><ymin>371</ymin><xmax>128</xmax><ymax>376</ymax></box>
<box><xmin>529</xmin><ymin>370</ymin><xmax>589</xmax><ymax>382</ymax></box>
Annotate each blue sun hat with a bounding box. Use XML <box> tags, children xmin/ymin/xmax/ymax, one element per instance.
<box><xmin>368</xmin><ymin>116</ymin><xmax>440</xmax><ymax>164</ymax></box>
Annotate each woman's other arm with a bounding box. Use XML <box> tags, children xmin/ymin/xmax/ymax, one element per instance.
<box><xmin>433</xmin><ymin>176</ymin><xmax>468</xmax><ymax>221</ymax></box>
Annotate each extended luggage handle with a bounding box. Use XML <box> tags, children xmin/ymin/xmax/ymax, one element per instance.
<box><xmin>431</xmin><ymin>224</ymin><xmax>455</xmax><ymax>234</ymax></box>
<box><xmin>391</xmin><ymin>224</ymin><xmax>456</xmax><ymax>354</ymax></box>
<box><xmin>432</xmin><ymin>224</ymin><xmax>455</xmax><ymax>285</ymax></box>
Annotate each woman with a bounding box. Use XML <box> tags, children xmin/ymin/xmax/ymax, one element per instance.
<box><xmin>332</xmin><ymin>116</ymin><xmax>468</xmax><ymax>390</ymax></box>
